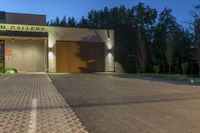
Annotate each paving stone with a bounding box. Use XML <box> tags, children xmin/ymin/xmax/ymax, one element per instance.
<box><xmin>49</xmin><ymin>73</ymin><xmax>200</xmax><ymax>133</ymax></box>
<box><xmin>0</xmin><ymin>74</ymin><xmax>88</xmax><ymax>133</ymax></box>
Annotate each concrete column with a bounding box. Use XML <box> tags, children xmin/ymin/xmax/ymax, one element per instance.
<box><xmin>105</xmin><ymin>30</ymin><xmax>115</xmax><ymax>72</ymax></box>
<box><xmin>44</xmin><ymin>39</ymin><xmax>48</xmax><ymax>72</ymax></box>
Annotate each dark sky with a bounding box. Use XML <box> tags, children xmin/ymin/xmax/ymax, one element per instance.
<box><xmin>1</xmin><ymin>0</ymin><xmax>199</xmax><ymax>27</ymax></box>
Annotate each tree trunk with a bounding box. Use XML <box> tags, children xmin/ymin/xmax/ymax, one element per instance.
<box><xmin>166</xmin><ymin>32</ymin><xmax>174</xmax><ymax>75</ymax></box>
<box><xmin>199</xmin><ymin>60</ymin><xmax>200</xmax><ymax>76</ymax></box>
<box><xmin>137</xmin><ymin>30</ymin><xmax>147</xmax><ymax>73</ymax></box>
<box><xmin>194</xmin><ymin>18</ymin><xmax>200</xmax><ymax>76</ymax></box>
<box><xmin>199</xmin><ymin>50</ymin><xmax>200</xmax><ymax>76</ymax></box>
<box><xmin>169</xmin><ymin>64</ymin><xmax>172</xmax><ymax>74</ymax></box>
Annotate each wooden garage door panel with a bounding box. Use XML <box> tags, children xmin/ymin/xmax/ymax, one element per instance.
<box><xmin>56</xmin><ymin>41</ymin><xmax>105</xmax><ymax>73</ymax></box>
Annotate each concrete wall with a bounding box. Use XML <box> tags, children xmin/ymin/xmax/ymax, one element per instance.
<box><xmin>5</xmin><ymin>39</ymin><xmax>45</xmax><ymax>72</ymax></box>
<box><xmin>5</xmin><ymin>12</ymin><xmax>46</xmax><ymax>26</ymax></box>
<box><xmin>47</xmin><ymin>27</ymin><xmax>115</xmax><ymax>73</ymax></box>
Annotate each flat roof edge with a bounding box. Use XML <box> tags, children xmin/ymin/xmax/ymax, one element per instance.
<box><xmin>5</xmin><ymin>11</ymin><xmax>46</xmax><ymax>17</ymax></box>
<box><xmin>47</xmin><ymin>25</ymin><xmax>115</xmax><ymax>31</ymax></box>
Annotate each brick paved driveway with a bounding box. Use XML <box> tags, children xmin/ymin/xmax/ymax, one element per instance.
<box><xmin>49</xmin><ymin>74</ymin><xmax>200</xmax><ymax>133</ymax></box>
<box><xmin>0</xmin><ymin>74</ymin><xmax>87</xmax><ymax>133</ymax></box>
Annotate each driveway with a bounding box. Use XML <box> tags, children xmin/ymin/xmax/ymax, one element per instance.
<box><xmin>0</xmin><ymin>74</ymin><xmax>87</xmax><ymax>133</ymax></box>
<box><xmin>49</xmin><ymin>74</ymin><xmax>200</xmax><ymax>133</ymax></box>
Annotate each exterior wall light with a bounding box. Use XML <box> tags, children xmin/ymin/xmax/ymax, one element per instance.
<box><xmin>108</xmin><ymin>49</ymin><xmax>112</xmax><ymax>53</ymax></box>
<box><xmin>11</xmin><ymin>38</ymin><xmax>14</xmax><ymax>42</ymax></box>
<box><xmin>107</xmin><ymin>29</ymin><xmax>110</xmax><ymax>39</ymax></box>
<box><xmin>49</xmin><ymin>48</ymin><xmax>53</xmax><ymax>52</ymax></box>
<box><xmin>107</xmin><ymin>42</ymin><xmax>112</xmax><ymax>50</ymax></box>
<box><xmin>107</xmin><ymin>37</ymin><xmax>112</xmax><ymax>50</ymax></box>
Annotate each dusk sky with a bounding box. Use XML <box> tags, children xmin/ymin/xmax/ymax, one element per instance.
<box><xmin>1</xmin><ymin>0</ymin><xmax>199</xmax><ymax>28</ymax></box>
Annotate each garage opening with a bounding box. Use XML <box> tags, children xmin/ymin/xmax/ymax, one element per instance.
<box><xmin>4</xmin><ymin>37</ymin><xmax>46</xmax><ymax>72</ymax></box>
<box><xmin>56</xmin><ymin>41</ymin><xmax>105</xmax><ymax>73</ymax></box>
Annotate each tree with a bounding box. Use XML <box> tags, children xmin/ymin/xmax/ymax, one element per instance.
<box><xmin>166</xmin><ymin>32</ymin><xmax>175</xmax><ymax>74</ymax></box>
<box><xmin>54</xmin><ymin>17</ymin><xmax>60</xmax><ymax>26</ymax></box>
<box><xmin>48</xmin><ymin>19</ymin><xmax>55</xmax><ymax>26</ymax></box>
<box><xmin>78</xmin><ymin>16</ymin><xmax>89</xmax><ymax>28</ymax></box>
<box><xmin>60</xmin><ymin>16</ymin><xmax>68</xmax><ymax>27</ymax></box>
<box><xmin>192</xmin><ymin>5</ymin><xmax>200</xmax><ymax>76</ymax></box>
<box><xmin>193</xmin><ymin>18</ymin><xmax>200</xmax><ymax>76</ymax></box>
<box><xmin>133</xmin><ymin>3</ymin><xmax>157</xmax><ymax>72</ymax></box>
<box><xmin>153</xmin><ymin>8</ymin><xmax>180</xmax><ymax>73</ymax></box>
<box><xmin>67</xmin><ymin>17</ymin><xmax>77</xmax><ymax>27</ymax></box>
<box><xmin>137</xmin><ymin>30</ymin><xmax>147</xmax><ymax>73</ymax></box>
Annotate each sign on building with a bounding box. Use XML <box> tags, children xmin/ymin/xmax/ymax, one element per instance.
<box><xmin>0</xmin><ymin>24</ymin><xmax>46</xmax><ymax>33</ymax></box>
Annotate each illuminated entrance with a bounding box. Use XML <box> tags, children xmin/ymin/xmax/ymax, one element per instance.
<box><xmin>0</xmin><ymin>36</ymin><xmax>48</xmax><ymax>72</ymax></box>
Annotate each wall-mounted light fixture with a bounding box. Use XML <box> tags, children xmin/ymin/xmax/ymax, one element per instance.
<box><xmin>108</xmin><ymin>49</ymin><xmax>112</xmax><ymax>53</ymax></box>
<box><xmin>107</xmin><ymin>29</ymin><xmax>110</xmax><ymax>40</ymax></box>
<box><xmin>106</xmin><ymin>29</ymin><xmax>113</xmax><ymax>50</ymax></box>
<box><xmin>11</xmin><ymin>38</ymin><xmax>14</xmax><ymax>43</ymax></box>
<box><xmin>49</xmin><ymin>48</ymin><xmax>53</xmax><ymax>52</ymax></box>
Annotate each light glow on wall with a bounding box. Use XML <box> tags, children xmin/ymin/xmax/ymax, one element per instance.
<box><xmin>48</xmin><ymin>40</ymin><xmax>54</xmax><ymax>48</ymax></box>
<box><xmin>107</xmin><ymin>53</ymin><xmax>113</xmax><ymax>58</ymax></box>
<box><xmin>107</xmin><ymin>42</ymin><xmax>112</xmax><ymax>50</ymax></box>
<box><xmin>48</xmin><ymin>51</ymin><xmax>54</xmax><ymax>58</ymax></box>
<box><xmin>105</xmin><ymin>52</ymin><xmax>114</xmax><ymax>72</ymax></box>
<box><xmin>106</xmin><ymin>38</ymin><xmax>113</xmax><ymax>50</ymax></box>
<box><xmin>48</xmin><ymin>51</ymin><xmax>56</xmax><ymax>72</ymax></box>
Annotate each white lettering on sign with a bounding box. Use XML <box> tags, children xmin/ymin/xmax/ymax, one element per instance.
<box><xmin>0</xmin><ymin>24</ymin><xmax>46</xmax><ymax>33</ymax></box>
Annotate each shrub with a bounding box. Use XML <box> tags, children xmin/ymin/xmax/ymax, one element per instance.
<box><xmin>4</xmin><ymin>68</ymin><xmax>17</xmax><ymax>74</ymax></box>
<box><xmin>153</xmin><ymin>65</ymin><xmax>160</xmax><ymax>74</ymax></box>
<box><xmin>181</xmin><ymin>62</ymin><xmax>189</xmax><ymax>75</ymax></box>
<box><xmin>0</xmin><ymin>61</ymin><xmax>4</xmax><ymax>73</ymax></box>
<box><xmin>0</xmin><ymin>61</ymin><xmax>18</xmax><ymax>74</ymax></box>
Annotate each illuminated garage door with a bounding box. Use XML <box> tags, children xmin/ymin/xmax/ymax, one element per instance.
<box><xmin>56</xmin><ymin>41</ymin><xmax>105</xmax><ymax>73</ymax></box>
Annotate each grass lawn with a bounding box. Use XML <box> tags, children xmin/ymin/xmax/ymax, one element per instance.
<box><xmin>132</xmin><ymin>73</ymin><xmax>200</xmax><ymax>85</ymax></box>
<box><xmin>99</xmin><ymin>73</ymin><xmax>200</xmax><ymax>85</ymax></box>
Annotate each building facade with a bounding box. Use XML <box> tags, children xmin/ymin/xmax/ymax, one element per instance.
<box><xmin>0</xmin><ymin>12</ymin><xmax>115</xmax><ymax>73</ymax></box>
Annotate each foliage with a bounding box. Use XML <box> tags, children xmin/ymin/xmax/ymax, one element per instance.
<box><xmin>166</xmin><ymin>32</ymin><xmax>175</xmax><ymax>74</ymax></box>
<box><xmin>0</xmin><ymin>61</ymin><xmax>4</xmax><ymax>73</ymax></box>
<box><xmin>193</xmin><ymin>18</ymin><xmax>200</xmax><ymax>76</ymax></box>
<box><xmin>181</xmin><ymin>62</ymin><xmax>189</xmax><ymax>75</ymax></box>
<box><xmin>153</xmin><ymin>65</ymin><xmax>160</xmax><ymax>74</ymax></box>
<box><xmin>3</xmin><ymin>68</ymin><xmax>17</xmax><ymax>74</ymax></box>
<box><xmin>137</xmin><ymin>30</ymin><xmax>147</xmax><ymax>73</ymax></box>
<box><xmin>189</xmin><ymin>4</ymin><xmax>200</xmax><ymax>76</ymax></box>
<box><xmin>0</xmin><ymin>61</ymin><xmax>17</xmax><ymax>74</ymax></box>
<box><xmin>133</xmin><ymin>73</ymin><xmax>200</xmax><ymax>85</ymax></box>
<box><xmin>48</xmin><ymin>16</ymin><xmax>77</xmax><ymax>27</ymax></box>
